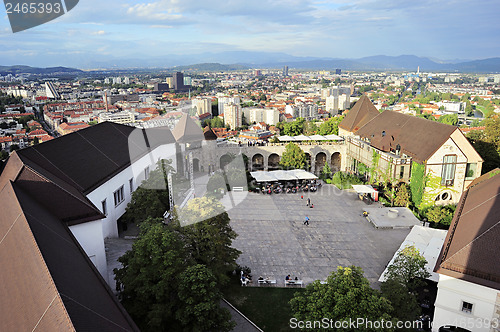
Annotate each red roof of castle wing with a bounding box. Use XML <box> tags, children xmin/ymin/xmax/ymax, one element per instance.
<box><xmin>434</xmin><ymin>169</ymin><xmax>500</xmax><ymax>290</ymax></box>
<box><xmin>338</xmin><ymin>95</ymin><xmax>380</xmax><ymax>133</ymax></box>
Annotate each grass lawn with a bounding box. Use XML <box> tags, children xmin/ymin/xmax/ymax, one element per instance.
<box><xmin>223</xmin><ymin>278</ymin><xmax>306</xmax><ymax>332</ymax></box>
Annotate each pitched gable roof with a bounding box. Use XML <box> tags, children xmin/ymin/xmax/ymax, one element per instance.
<box><xmin>0</xmin><ymin>182</ymin><xmax>139</xmax><ymax>331</ymax></box>
<box><xmin>434</xmin><ymin>169</ymin><xmax>500</xmax><ymax>290</ymax></box>
<box><xmin>203</xmin><ymin>126</ymin><xmax>218</xmax><ymax>141</ymax></box>
<box><xmin>354</xmin><ymin>110</ymin><xmax>457</xmax><ymax>163</ymax></box>
<box><xmin>339</xmin><ymin>95</ymin><xmax>380</xmax><ymax>133</ymax></box>
<box><xmin>172</xmin><ymin>113</ymin><xmax>204</xmax><ymax>143</ymax></box>
<box><xmin>16</xmin><ymin>122</ymin><xmax>175</xmax><ymax>194</ymax></box>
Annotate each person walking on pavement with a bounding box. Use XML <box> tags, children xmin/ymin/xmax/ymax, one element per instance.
<box><xmin>304</xmin><ymin>216</ymin><xmax>310</xmax><ymax>225</ymax></box>
<box><xmin>307</xmin><ymin>198</ymin><xmax>311</xmax><ymax>206</ymax></box>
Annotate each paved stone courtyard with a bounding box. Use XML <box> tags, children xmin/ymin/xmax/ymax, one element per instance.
<box><xmin>228</xmin><ymin>185</ymin><xmax>411</xmax><ymax>287</ymax></box>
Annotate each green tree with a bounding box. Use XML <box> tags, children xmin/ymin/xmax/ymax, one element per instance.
<box><xmin>466</xmin><ymin>129</ymin><xmax>500</xmax><ymax>174</ymax></box>
<box><xmin>290</xmin><ymin>266</ymin><xmax>394</xmax><ymax>332</ymax></box>
<box><xmin>114</xmin><ymin>219</ymin><xmax>187</xmax><ymax>331</ymax></box>
<box><xmin>210</xmin><ymin>117</ymin><xmax>225</xmax><ymax>128</ymax></box>
<box><xmin>384</xmin><ymin>245</ymin><xmax>430</xmax><ymax>292</ymax></box>
<box><xmin>279</xmin><ymin>143</ymin><xmax>307</xmax><ymax>170</ymax></box>
<box><xmin>0</xmin><ymin>150</ymin><xmax>9</xmax><ymax>160</ymax></box>
<box><xmin>176</xmin><ymin>265</ymin><xmax>235</xmax><ymax>332</ymax></box>
<box><xmin>9</xmin><ymin>144</ymin><xmax>19</xmax><ymax>152</ymax></box>
<box><xmin>123</xmin><ymin>160</ymin><xmax>174</xmax><ymax>224</ymax></box>
<box><xmin>175</xmin><ymin>196</ymin><xmax>241</xmax><ymax>286</ymax></box>
<box><xmin>424</xmin><ymin>205</ymin><xmax>456</xmax><ymax>227</ymax></box>
<box><xmin>484</xmin><ymin>116</ymin><xmax>500</xmax><ymax>149</ymax></box>
<box><xmin>283</xmin><ymin>117</ymin><xmax>305</xmax><ymax>136</ymax></box>
<box><xmin>438</xmin><ymin>114</ymin><xmax>458</xmax><ymax>126</ymax></box>
<box><xmin>394</xmin><ymin>183</ymin><xmax>411</xmax><ymax>207</ymax></box>
<box><xmin>320</xmin><ymin>163</ymin><xmax>332</xmax><ymax>180</ymax></box>
<box><xmin>380</xmin><ymin>279</ymin><xmax>421</xmax><ymax>325</ymax></box>
<box><xmin>304</xmin><ymin>121</ymin><xmax>318</xmax><ymax>135</ymax></box>
<box><xmin>318</xmin><ymin>116</ymin><xmax>344</xmax><ymax>135</ymax></box>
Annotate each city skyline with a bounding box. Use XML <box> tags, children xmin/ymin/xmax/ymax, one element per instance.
<box><xmin>1</xmin><ymin>0</ymin><xmax>499</xmax><ymax>68</ymax></box>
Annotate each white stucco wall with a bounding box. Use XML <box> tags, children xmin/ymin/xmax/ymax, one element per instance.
<box><xmin>69</xmin><ymin>219</ymin><xmax>107</xmax><ymax>281</ymax></box>
<box><xmin>86</xmin><ymin>143</ymin><xmax>177</xmax><ymax>238</ymax></box>
<box><xmin>433</xmin><ymin>275</ymin><xmax>499</xmax><ymax>332</ymax></box>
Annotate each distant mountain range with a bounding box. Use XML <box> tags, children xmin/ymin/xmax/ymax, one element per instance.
<box><xmin>2</xmin><ymin>53</ymin><xmax>500</xmax><ymax>74</ymax></box>
<box><xmin>0</xmin><ymin>65</ymin><xmax>83</xmax><ymax>76</ymax></box>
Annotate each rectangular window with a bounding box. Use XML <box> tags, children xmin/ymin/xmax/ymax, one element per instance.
<box><xmin>461</xmin><ymin>301</ymin><xmax>473</xmax><ymax>314</ymax></box>
<box><xmin>400</xmin><ymin>166</ymin><xmax>405</xmax><ymax>179</ymax></box>
<box><xmin>465</xmin><ymin>163</ymin><xmax>477</xmax><ymax>180</ymax></box>
<box><xmin>441</xmin><ymin>155</ymin><xmax>457</xmax><ymax>186</ymax></box>
<box><xmin>129</xmin><ymin>178</ymin><xmax>134</xmax><ymax>192</ymax></box>
<box><xmin>101</xmin><ymin>199</ymin><xmax>107</xmax><ymax>216</ymax></box>
<box><xmin>144</xmin><ymin>166</ymin><xmax>150</xmax><ymax>180</ymax></box>
<box><xmin>114</xmin><ymin>186</ymin><xmax>125</xmax><ymax>207</ymax></box>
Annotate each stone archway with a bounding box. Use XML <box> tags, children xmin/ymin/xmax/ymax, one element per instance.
<box><xmin>220</xmin><ymin>154</ymin><xmax>233</xmax><ymax>170</ymax></box>
<box><xmin>331</xmin><ymin>152</ymin><xmax>341</xmax><ymax>173</ymax></box>
<box><xmin>268</xmin><ymin>153</ymin><xmax>280</xmax><ymax>170</ymax></box>
<box><xmin>193</xmin><ymin>158</ymin><xmax>200</xmax><ymax>172</ymax></box>
<box><xmin>315</xmin><ymin>152</ymin><xmax>327</xmax><ymax>174</ymax></box>
<box><xmin>252</xmin><ymin>153</ymin><xmax>264</xmax><ymax>171</ymax></box>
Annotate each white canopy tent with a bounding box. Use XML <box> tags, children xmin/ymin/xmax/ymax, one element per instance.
<box><xmin>294</xmin><ymin>134</ymin><xmax>311</xmax><ymax>141</ymax></box>
<box><xmin>278</xmin><ymin>135</ymin><xmax>295</xmax><ymax>142</ymax></box>
<box><xmin>250</xmin><ymin>171</ymin><xmax>278</xmax><ymax>183</ymax></box>
<box><xmin>288</xmin><ymin>169</ymin><xmax>318</xmax><ymax>180</ymax></box>
<box><xmin>277</xmin><ymin>134</ymin><xmax>344</xmax><ymax>142</ymax></box>
<box><xmin>308</xmin><ymin>134</ymin><xmax>327</xmax><ymax>140</ymax></box>
<box><xmin>250</xmin><ymin>170</ymin><xmax>318</xmax><ymax>182</ymax></box>
<box><xmin>269</xmin><ymin>170</ymin><xmax>298</xmax><ymax>181</ymax></box>
<box><xmin>351</xmin><ymin>184</ymin><xmax>377</xmax><ymax>194</ymax></box>
<box><xmin>323</xmin><ymin>134</ymin><xmax>343</xmax><ymax>141</ymax></box>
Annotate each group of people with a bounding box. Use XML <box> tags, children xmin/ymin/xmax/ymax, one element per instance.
<box><xmin>285</xmin><ymin>275</ymin><xmax>299</xmax><ymax>282</ymax></box>
<box><xmin>241</xmin><ymin>271</ymin><xmax>252</xmax><ymax>286</ymax></box>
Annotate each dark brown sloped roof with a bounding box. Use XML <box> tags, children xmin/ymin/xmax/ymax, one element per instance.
<box><xmin>434</xmin><ymin>169</ymin><xmax>500</xmax><ymax>290</ymax></box>
<box><xmin>203</xmin><ymin>126</ymin><xmax>218</xmax><ymax>141</ymax></box>
<box><xmin>16</xmin><ymin>122</ymin><xmax>175</xmax><ymax>194</ymax></box>
<box><xmin>0</xmin><ymin>182</ymin><xmax>75</xmax><ymax>332</ymax></box>
<box><xmin>338</xmin><ymin>95</ymin><xmax>380</xmax><ymax>133</ymax></box>
<box><xmin>0</xmin><ymin>182</ymin><xmax>139</xmax><ymax>331</ymax></box>
<box><xmin>172</xmin><ymin>113</ymin><xmax>204</xmax><ymax>143</ymax></box>
<box><xmin>354</xmin><ymin>110</ymin><xmax>457</xmax><ymax>163</ymax></box>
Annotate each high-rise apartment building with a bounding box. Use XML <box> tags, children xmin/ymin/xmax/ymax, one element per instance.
<box><xmin>283</xmin><ymin>66</ymin><xmax>289</xmax><ymax>77</ymax></box>
<box><xmin>224</xmin><ymin>103</ymin><xmax>242</xmax><ymax>130</ymax></box>
<box><xmin>173</xmin><ymin>72</ymin><xmax>184</xmax><ymax>91</ymax></box>
<box><xmin>242</xmin><ymin>108</ymin><xmax>280</xmax><ymax>126</ymax></box>
<box><xmin>218</xmin><ymin>96</ymin><xmax>240</xmax><ymax>116</ymax></box>
<box><xmin>192</xmin><ymin>97</ymin><xmax>212</xmax><ymax>116</ymax></box>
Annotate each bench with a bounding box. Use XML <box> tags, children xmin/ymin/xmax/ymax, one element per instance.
<box><xmin>258</xmin><ymin>279</ymin><xmax>276</xmax><ymax>286</ymax></box>
<box><xmin>232</xmin><ymin>187</ymin><xmax>244</xmax><ymax>192</ymax></box>
<box><xmin>285</xmin><ymin>280</ymin><xmax>303</xmax><ymax>287</ymax></box>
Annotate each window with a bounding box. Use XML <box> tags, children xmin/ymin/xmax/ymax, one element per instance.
<box><xmin>114</xmin><ymin>186</ymin><xmax>125</xmax><ymax>207</ymax></box>
<box><xmin>461</xmin><ymin>301</ymin><xmax>473</xmax><ymax>314</ymax></box>
<box><xmin>441</xmin><ymin>155</ymin><xmax>457</xmax><ymax>186</ymax></box>
<box><xmin>101</xmin><ymin>199</ymin><xmax>107</xmax><ymax>216</ymax></box>
<box><xmin>400</xmin><ymin>166</ymin><xmax>405</xmax><ymax>179</ymax></box>
<box><xmin>129</xmin><ymin>178</ymin><xmax>134</xmax><ymax>192</ymax></box>
<box><xmin>465</xmin><ymin>163</ymin><xmax>477</xmax><ymax>180</ymax></box>
<box><xmin>144</xmin><ymin>166</ymin><xmax>150</xmax><ymax>180</ymax></box>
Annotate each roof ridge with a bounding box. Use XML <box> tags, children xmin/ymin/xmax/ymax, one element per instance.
<box><xmin>6</xmin><ymin>184</ymin><xmax>75</xmax><ymax>331</ymax></box>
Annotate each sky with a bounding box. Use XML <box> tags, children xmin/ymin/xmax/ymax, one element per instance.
<box><xmin>1</xmin><ymin>0</ymin><xmax>499</xmax><ymax>68</ymax></box>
